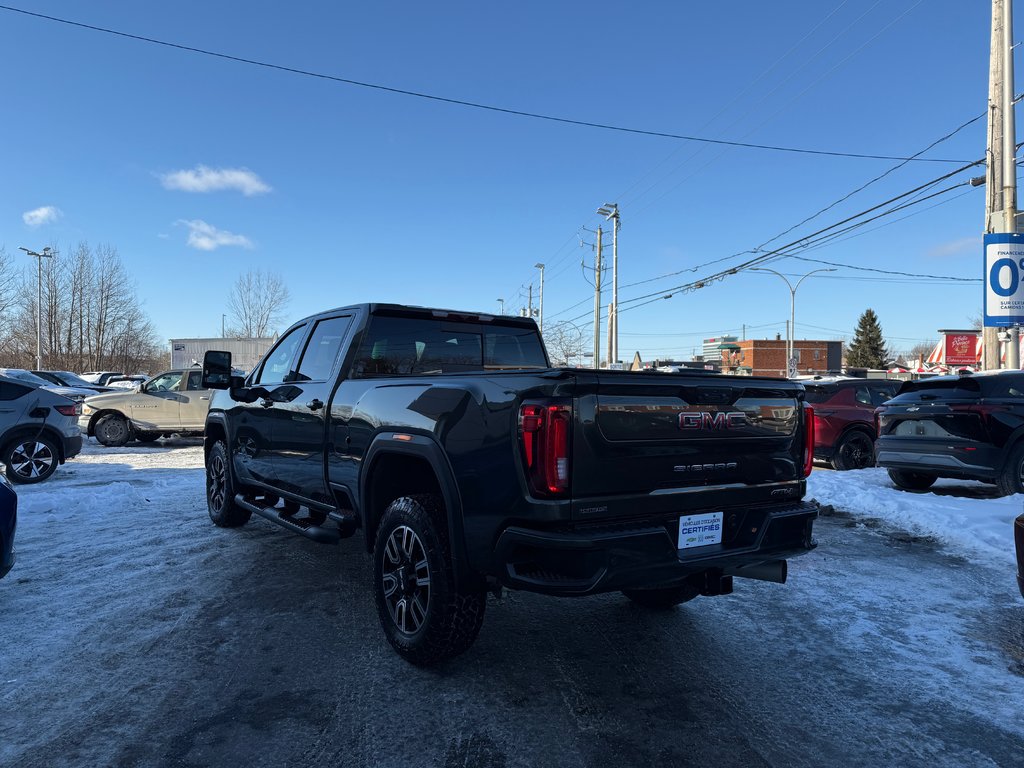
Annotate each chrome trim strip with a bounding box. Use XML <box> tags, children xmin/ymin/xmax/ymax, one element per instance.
<box><xmin>651</xmin><ymin>480</ymin><xmax>801</xmax><ymax>496</ymax></box>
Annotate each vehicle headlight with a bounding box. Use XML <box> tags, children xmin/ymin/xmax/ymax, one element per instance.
<box><xmin>81</xmin><ymin>404</ymin><xmax>94</xmax><ymax>415</ymax></box>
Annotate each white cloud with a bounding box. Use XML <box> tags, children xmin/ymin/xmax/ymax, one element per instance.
<box><xmin>22</xmin><ymin>205</ymin><xmax>62</xmax><ymax>228</ymax></box>
<box><xmin>160</xmin><ymin>165</ymin><xmax>271</xmax><ymax>196</ymax></box>
<box><xmin>177</xmin><ymin>219</ymin><xmax>254</xmax><ymax>251</ymax></box>
<box><xmin>927</xmin><ymin>236</ymin><xmax>979</xmax><ymax>259</ymax></box>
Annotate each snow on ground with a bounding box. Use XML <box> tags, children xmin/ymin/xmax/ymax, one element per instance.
<box><xmin>808</xmin><ymin>467</ymin><xmax>1021</xmax><ymax>567</ymax></box>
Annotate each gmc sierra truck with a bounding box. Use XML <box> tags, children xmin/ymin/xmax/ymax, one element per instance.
<box><xmin>201</xmin><ymin>303</ymin><xmax>819</xmax><ymax>665</ymax></box>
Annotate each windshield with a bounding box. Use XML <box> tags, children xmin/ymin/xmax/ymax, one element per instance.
<box><xmin>54</xmin><ymin>371</ymin><xmax>95</xmax><ymax>387</ymax></box>
<box><xmin>0</xmin><ymin>369</ymin><xmax>51</xmax><ymax>387</ymax></box>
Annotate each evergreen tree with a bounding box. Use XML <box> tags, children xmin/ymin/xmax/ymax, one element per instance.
<box><xmin>846</xmin><ymin>309</ymin><xmax>889</xmax><ymax>369</ymax></box>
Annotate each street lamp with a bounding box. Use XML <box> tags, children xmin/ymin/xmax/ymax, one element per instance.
<box><xmin>751</xmin><ymin>266</ymin><xmax>836</xmax><ymax>376</ymax></box>
<box><xmin>19</xmin><ymin>246</ymin><xmax>56</xmax><ymax>370</ymax></box>
<box><xmin>533</xmin><ymin>263</ymin><xmax>545</xmax><ymax>333</ymax></box>
<box><xmin>496</xmin><ymin>298</ymin><xmax>505</xmax><ymax>316</ymax></box>
<box><xmin>597</xmin><ymin>203</ymin><xmax>620</xmax><ymax>364</ymax></box>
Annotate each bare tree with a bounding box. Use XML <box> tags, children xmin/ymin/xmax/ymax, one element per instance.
<box><xmin>226</xmin><ymin>269</ymin><xmax>291</xmax><ymax>338</ymax></box>
<box><xmin>543</xmin><ymin>321</ymin><xmax>585</xmax><ymax>367</ymax></box>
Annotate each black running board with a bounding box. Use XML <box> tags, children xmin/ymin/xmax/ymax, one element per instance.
<box><xmin>235</xmin><ymin>494</ymin><xmax>342</xmax><ymax>544</ymax></box>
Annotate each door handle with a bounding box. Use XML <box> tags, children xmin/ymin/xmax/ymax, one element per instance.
<box><xmin>307</xmin><ymin>399</ymin><xmax>324</xmax><ymax>411</ymax></box>
<box><xmin>260</xmin><ymin>398</ymin><xmax>274</xmax><ymax>408</ymax></box>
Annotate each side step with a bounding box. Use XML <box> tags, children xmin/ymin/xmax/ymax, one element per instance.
<box><xmin>235</xmin><ymin>494</ymin><xmax>349</xmax><ymax>544</ymax></box>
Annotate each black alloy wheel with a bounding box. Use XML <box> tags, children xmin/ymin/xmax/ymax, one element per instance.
<box><xmin>5</xmin><ymin>436</ymin><xmax>59</xmax><ymax>484</ymax></box>
<box><xmin>206</xmin><ymin>440</ymin><xmax>251</xmax><ymax>527</ymax></box>
<box><xmin>381</xmin><ymin>524</ymin><xmax>432</xmax><ymax>635</ymax></box>
<box><xmin>832</xmin><ymin>431</ymin><xmax>875</xmax><ymax>471</ymax></box>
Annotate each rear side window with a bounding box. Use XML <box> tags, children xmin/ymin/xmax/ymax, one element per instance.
<box><xmin>978</xmin><ymin>375</ymin><xmax>1024</xmax><ymax>398</ymax></box>
<box><xmin>854</xmin><ymin>386</ymin><xmax>872</xmax><ymax>406</ymax></box>
<box><xmin>803</xmin><ymin>385</ymin><xmax>837</xmax><ymax>404</ymax></box>
<box><xmin>294</xmin><ymin>316</ymin><xmax>352</xmax><ymax>382</ymax></box>
<box><xmin>185</xmin><ymin>371</ymin><xmax>203</xmax><ymax>391</ymax></box>
<box><xmin>352</xmin><ymin>316</ymin><xmax>547</xmax><ymax>377</ymax></box>
<box><xmin>0</xmin><ymin>381</ymin><xmax>30</xmax><ymax>401</ymax></box>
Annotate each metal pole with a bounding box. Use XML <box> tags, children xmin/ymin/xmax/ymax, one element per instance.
<box><xmin>497</xmin><ymin>298</ymin><xmax>505</xmax><ymax>315</ymax></box>
<box><xmin>222</xmin><ymin>314</ymin><xmax>226</xmax><ymax>338</ymax></box>
<box><xmin>1004</xmin><ymin>0</ymin><xmax>1017</xmax><ymax>232</ymax></box>
<box><xmin>534</xmin><ymin>263</ymin><xmax>545</xmax><ymax>333</ymax></box>
<box><xmin>789</xmin><ymin>286</ymin><xmax>796</xmax><ymax>374</ymax></box>
<box><xmin>611</xmin><ymin>210</ymin><xmax>619</xmax><ymax>364</ymax></box>
<box><xmin>593</xmin><ymin>226</ymin><xmax>603</xmax><ymax>369</ymax></box>
<box><xmin>1010</xmin><ymin>326</ymin><xmax>1021</xmax><ymax>369</ymax></box>
<box><xmin>36</xmin><ymin>255</ymin><xmax>43</xmax><ymax>370</ymax></box>
<box><xmin>528</xmin><ymin>284</ymin><xmax>533</xmax><ymax>321</ymax></box>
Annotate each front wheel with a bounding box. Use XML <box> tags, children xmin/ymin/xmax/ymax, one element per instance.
<box><xmin>4</xmin><ymin>435</ymin><xmax>59</xmax><ymax>484</ymax></box>
<box><xmin>373</xmin><ymin>494</ymin><xmax>486</xmax><ymax>665</ymax></box>
<box><xmin>206</xmin><ymin>440</ymin><xmax>251</xmax><ymax>527</ymax></box>
<box><xmin>94</xmin><ymin>413</ymin><xmax>131</xmax><ymax>447</ymax></box>
<box><xmin>887</xmin><ymin>469</ymin><xmax>936</xmax><ymax>491</ymax></box>
<box><xmin>622</xmin><ymin>583</ymin><xmax>700</xmax><ymax>609</ymax></box>
<box><xmin>831</xmin><ymin>431</ymin><xmax>875</xmax><ymax>471</ymax></box>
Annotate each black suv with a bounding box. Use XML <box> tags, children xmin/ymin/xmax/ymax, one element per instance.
<box><xmin>875</xmin><ymin>371</ymin><xmax>1024</xmax><ymax>494</ymax></box>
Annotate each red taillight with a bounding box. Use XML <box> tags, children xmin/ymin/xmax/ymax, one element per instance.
<box><xmin>54</xmin><ymin>403</ymin><xmax>81</xmax><ymax>417</ymax></box>
<box><xmin>519</xmin><ymin>402</ymin><xmax>571</xmax><ymax>496</ymax></box>
<box><xmin>802</xmin><ymin>403</ymin><xmax>814</xmax><ymax>477</ymax></box>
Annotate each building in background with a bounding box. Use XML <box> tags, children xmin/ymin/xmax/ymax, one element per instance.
<box><xmin>702</xmin><ymin>335</ymin><xmax>738</xmax><ymax>361</ymax></box>
<box><xmin>169</xmin><ymin>337</ymin><xmax>276</xmax><ymax>373</ymax></box>
<box><xmin>720</xmin><ymin>339</ymin><xmax>843</xmax><ymax>377</ymax></box>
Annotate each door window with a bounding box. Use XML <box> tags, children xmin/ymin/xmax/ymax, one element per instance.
<box><xmin>185</xmin><ymin>371</ymin><xmax>204</xmax><ymax>390</ymax></box>
<box><xmin>854</xmin><ymin>386</ymin><xmax>872</xmax><ymax>406</ymax></box>
<box><xmin>148</xmin><ymin>372</ymin><xmax>183</xmax><ymax>392</ymax></box>
<box><xmin>255</xmin><ymin>325</ymin><xmax>307</xmax><ymax>385</ymax></box>
<box><xmin>294</xmin><ymin>316</ymin><xmax>352</xmax><ymax>382</ymax></box>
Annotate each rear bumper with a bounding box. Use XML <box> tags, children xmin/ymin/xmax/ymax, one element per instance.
<box><xmin>492</xmin><ymin>500</ymin><xmax>818</xmax><ymax>596</ymax></box>
<box><xmin>875</xmin><ymin>440</ymin><xmax>999</xmax><ymax>480</ymax></box>
<box><xmin>62</xmin><ymin>433</ymin><xmax>83</xmax><ymax>462</ymax></box>
<box><xmin>1014</xmin><ymin>513</ymin><xmax>1024</xmax><ymax>600</ymax></box>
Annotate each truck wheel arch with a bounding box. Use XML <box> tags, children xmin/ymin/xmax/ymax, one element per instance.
<box><xmin>86</xmin><ymin>409</ymin><xmax>126</xmax><ymax>437</ymax></box>
<box><xmin>360</xmin><ymin>433</ymin><xmax>470</xmax><ymax>586</ymax></box>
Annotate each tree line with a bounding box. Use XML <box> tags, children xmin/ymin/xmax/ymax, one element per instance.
<box><xmin>0</xmin><ymin>243</ymin><xmax>164</xmax><ymax>374</ymax></box>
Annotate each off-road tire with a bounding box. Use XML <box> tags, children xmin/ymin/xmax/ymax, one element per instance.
<box><xmin>373</xmin><ymin>494</ymin><xmax>486</xmax><ymax>666</ymax></box>
<box><xmin>622</xmin><ymin>583</ymin><xmax>700</xmax><ymax>609</ymax></box>
<box><xmin>887</xmin><ymin>468</ymin><xmax>937</xmax><ymax>492</ymax></box>
<box><xmin>94</xmin><ymin>413</ymin><xmax>132</xmax><ymax>447</ymax></box>
<box><xmin>206</xmin><ymin>440</ymin><xmax>251</xmax><ymax>527</ymax></box>
<box><xmin>831</xmin><ymin>430</ymin><xmax>875</xmax><ymax>471</ymax></box>
<box><xmin>996</xmin><ymin>441</ymin><xmax>1024</xmax><ymax>496</ymax></box>
<box><xmin>135</xmin><ymin>431</ymin><xmax>161</xmax><ymax>443</ymax></box>
<box><xmin>4</xmin><ymin>434</ymin><xmax>59</xmax><ymax>484</ymax></box>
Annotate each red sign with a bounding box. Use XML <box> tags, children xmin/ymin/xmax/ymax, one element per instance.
<box><xmin>944</xmin><ymin>333</ymin><xmax>977</xmax><ymax>366</ymax></box>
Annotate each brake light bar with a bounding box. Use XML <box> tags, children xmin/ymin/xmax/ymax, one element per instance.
<box><xmin>519</xmin><ymin>402</ymin><xmax>571</xmax><ymax>496</ymax></box>
<box><xmin>802</xmin><ymin>403</ymin><xmax>814</xmax><ymax>478</ymax></box>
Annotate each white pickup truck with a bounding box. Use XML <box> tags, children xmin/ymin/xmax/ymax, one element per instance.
<box><xmin>79</xmin><ymin>369</ymin><xmax>212</xmax><ymax>445</ymax></box>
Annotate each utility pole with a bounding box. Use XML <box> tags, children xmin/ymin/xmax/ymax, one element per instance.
<box><xmin>19</xmin><ymin>246</ymin><xmax>55</xmax><ymax>370</ymax></box>
<box><xmin>496</xmin><ymin>298</ymin><xmax>505</xmax><ymax>316</ymax></box>
<box><xmin>593</xmin><ymin>226</ymin><xmax>603</xmax><ymax>369</ymax></box>
<box><xmin>985</xmin><ymin>0</ymin><xmax>1019</xmax><ymax>369</ymax></box>
<box><xmin>222</xmin><ymin>314</ymin><xmax>226</xmax><ymax>338</ymax></box>
<box><xmin>598</xmin><ymin>203</ymin><xmax>620</xmax><ymax>364</ymax></box>
<box><xmin>527</xmin><ymin>284</ymin><xmax>533</xmax><ymax>322</ymax></box>
<box><xmin>534</xmin><ymin>263</ymin><xmax>545</xmax><ymax>333</ymax></box>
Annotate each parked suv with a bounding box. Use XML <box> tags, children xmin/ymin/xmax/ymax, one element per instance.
<box><xmin>32</xmin><ymin>370</ymin><xmax>117</xmax><ymax>394</ymax></box>
<box><xmin>0</xmin><ymin>374</ymin><xmax>83</xmax><ymax>483</ymax></box>
<box><xmin>80</xmin><ymin>369</ymin><xmax>211</xmax><ymax>446</ymax></box>
<box><xmin>803</xmin><ymin>378</ymin><xmax>901</xmax><ymax>470</ymax></box>
<box><xmin>876</xmin><ymin>371</ymin><xmax>1024</xmax><ymax>494</ymax></box>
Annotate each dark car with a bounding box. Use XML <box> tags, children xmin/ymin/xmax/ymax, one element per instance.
<box><xmin>1015</xmin><ymin>513</ymin><xmax>1024</xmax><ymax>599</ymax></box>
<box><xmin>0</xmin><ymin>473</ymin><xmax>16</xmax><ymax>578</ymax></box>
<box><xmin>803</xmin><ymin>378</ymin><xmax>900</xmax><ymax>470</ymax></box>
<box><xmin>32</xmin><ymin>370</ymin><xmax>117</xmax><ymax>394</ymax></box>
<box><xmin>875</xmin><ymin>371</ymin><xmax>1024</xmax><ymax>494</ymax></box>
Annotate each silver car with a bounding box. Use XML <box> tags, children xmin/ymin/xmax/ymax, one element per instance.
<box><xmin>0</xmin><ymin>375</ymin><xmax>83</xmax><ymax>483</ymax></box>
<box><xmin>80</xmin><ymin>369</ymin><xmax>212</xmax><ymax>446</ymax></box>
<box><xmin>0</xmin><ymin>368</ymin><xmax>95</xmax><ymax>402</ymax></box>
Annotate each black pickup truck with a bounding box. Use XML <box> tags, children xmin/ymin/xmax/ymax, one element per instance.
<box><xmin>201</xmin><ymin>303</ymin><xmax>819</xmax><ymax>664</ymax></box>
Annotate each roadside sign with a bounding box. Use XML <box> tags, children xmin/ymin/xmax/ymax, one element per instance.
<box><xmin>944</xmin><ymin>333</ymin><xmax>978</xmax><ymax>366</ymax></box>
<box><xmin>787</xmin><ymin>357</ymin><xmax>798</xmax><ymax>378</ymax></box>
<box><xmin>984</xmin><ymin>233</ymin><xmax>1024</xmax><ymax>326</ymax></box>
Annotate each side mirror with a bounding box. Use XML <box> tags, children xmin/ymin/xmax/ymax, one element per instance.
<box><xmin>202</xmin><ymin>350</ymin><xmax>233</xmax><ymax>389</ymax></box>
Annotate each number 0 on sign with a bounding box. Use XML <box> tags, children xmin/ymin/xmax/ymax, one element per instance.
<box><xmin>983</xmin><ymin>232</ymin><xmax>1024</xmax><ymax>327</ymax></box>
<box><xmin>678</xmin><ymin>511</ymin><xmax>724</xmax><ymax>549</ymax></box>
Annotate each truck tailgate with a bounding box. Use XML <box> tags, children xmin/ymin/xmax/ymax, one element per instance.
<box><xmin>570</xmin><ymin>372</ymin><xmax>805</xmax><ymax>520</ymax></box>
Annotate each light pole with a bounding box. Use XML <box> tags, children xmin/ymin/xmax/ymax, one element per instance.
<box><xmin>533</xmin><ymin>262</ymin><xmax>545</xmax><ymax>333</ymax></box>
<box><xmin>597</xmin><ymin>203</ymin><xmax>620</xmax><ymax>364</ymax></box>
<box><xmin>496</xmin><ymin>298</ymin><xmax>505</xmax><ymax>316</ymax></box>
<box><xmin>751</xmin><ymin>267</ymin><xmax>836</xmax><ymax>376</ymax></box>
<box><xmin>19</xmin><ymin>246</ymin><xmax>56</xmax><ymax>370</ymax></box>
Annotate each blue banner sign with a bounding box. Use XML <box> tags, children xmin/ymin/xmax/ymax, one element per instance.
<box><xmin>984</xmin><ymin>232</ymin><xmax>1024</xmax><ymax>326</ymax></box>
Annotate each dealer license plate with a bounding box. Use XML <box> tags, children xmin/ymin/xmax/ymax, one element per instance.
<box><xmin>678</xmin><ymin>512</ymin><xmax>724</xmax><ymax>550</ymax></box>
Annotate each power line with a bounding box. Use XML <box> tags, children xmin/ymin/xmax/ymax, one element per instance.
<box><xmin>0</xmin><ymin>3</ymin><xmax>973</xmax><ymax>164</ymax></box>
<box><xmin>786</xmin><ymin>255</ymin><xmax>980</xmax><ymax>281</ymax></box>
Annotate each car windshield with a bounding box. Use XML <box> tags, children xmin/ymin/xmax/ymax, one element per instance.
<box><xmin>0</xmin><ymin>369</ymin><xmax>51</xmax><ymax>387</ymax></box>
<box><xmin>53</xmin><ymin>371</ymin><xmax>95</xmax><ymax>387</ymax></box>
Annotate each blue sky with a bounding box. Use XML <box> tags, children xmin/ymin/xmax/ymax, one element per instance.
<box><xmin>0</xmin><ymin>1</ymin><xmax>1001</xmax><ymax>360</ymax></box>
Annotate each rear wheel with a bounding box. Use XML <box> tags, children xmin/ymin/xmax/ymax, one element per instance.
<box><xmin>206</xmin><ymin>440</ymin><xmax>251</xmax><ymax>527</ymax></box>
<box><xmin>831</xmin><ymin>430</ymin><xmax>875</xmax><ymax>471</ymax></box>
<box><xmin>622</xmin><ymin>583</ymin><xmax>700</xmax><ymax>609</ymax></box>
<box><xmin>94</xmin><ymin>413</ymin><xmax>131</xmax><ymax>447</ymax></box>
<box><xmin>373</xmin><ymin>494</ymin><xmax>486</xmax><ymax>665</ymax></box>
<box><xmin>4</xmin><ymin>435</ymin><xmax>59</xmax><ymax>484</ymax></box>
<box><xmin>996</xmin><ymin>442</ymin><xmax>1024</xmax><ymax>496</ymax></box>
<box><xmin>887</xmin><ymin>469</ymin><xmax>937</xmax><ymax>491</ymax></box>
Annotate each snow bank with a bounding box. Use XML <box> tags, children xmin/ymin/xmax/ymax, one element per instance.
<box><xmin>807</xmin><ymin>467</ymin><xmax>1021</xmax><ymax>567</ymax></box>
